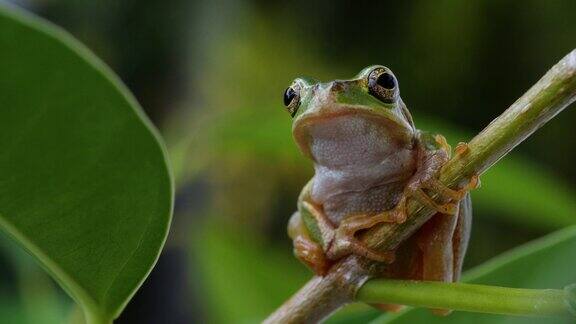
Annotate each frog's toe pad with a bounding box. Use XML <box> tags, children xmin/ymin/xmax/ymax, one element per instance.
<box><xmin>454</xmin><ymin>142</ymin><xmax>470</xmax><ymax>156</ymax></box>
<box><xmin>294</xmin><ymin>236</ymin><xmax>331</xmax><ymax>275</ymax></box>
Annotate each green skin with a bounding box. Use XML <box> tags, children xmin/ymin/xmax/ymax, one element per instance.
<box><xmin>283</xmin><ymin>66</ymin><xmax>472</xmax><ymax>297</ymax></box>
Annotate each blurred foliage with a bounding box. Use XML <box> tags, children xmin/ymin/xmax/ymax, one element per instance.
<box><xmin>0</xmin><ymin>0</ymin><xmax>575</xmax><ymax>323</ymax></box>
<box><xmin>0</xmin><ymin>235</ymin><xmax>66</xmax><ymax>324</ymax></box>
<box><xmin>191</xmin><ymin>220</ymin><xmax>308</xmax><ymax>323</ymax></box>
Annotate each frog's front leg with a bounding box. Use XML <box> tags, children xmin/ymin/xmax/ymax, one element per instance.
<box><xmin>295</xmin><ymin>196</ymin><xmax>398</xmax><ymax>267</ymax></box>
<box><xmin>402</xmin><ymin>133</ymin><xmax>478</xmax><ymax>218</ymax></box>
<box><xmin>415</xmin><ymin>192</ymin><xmax>473</xmax><ymax>315</ymax></box>
<box><xmin>292</xmin><ymin>196</ymin><xmax>397</xmax><ymax>275</ymax></box>
<box><xmin>327</xmin><ymin>213</ymin><xmax>398</xmax><ymax>263</ymax></box>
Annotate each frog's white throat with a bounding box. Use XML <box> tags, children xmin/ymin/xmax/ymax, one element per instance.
<box><xmin>307</xmin><ymin>114</ymin><xmax>417</xmax><ymax>198</ymax></box>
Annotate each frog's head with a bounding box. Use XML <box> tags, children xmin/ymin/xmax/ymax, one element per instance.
<box><xmin>282</xmin><ymin>66</ymin><xmax>416</xmax><ymax>167</ymax></box>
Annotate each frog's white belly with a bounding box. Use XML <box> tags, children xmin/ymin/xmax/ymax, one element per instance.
<box><xmin>319</xmin><ymin>180</ymin><xmax>408</xmax><ymax>224</ymax></box>
<box><xmin>306</xmin><ymin>111</ymin><xmax>417</xmax><ymax>224</ymax></box>
<box><xmin>310</xmin><ymin>147</ymin><xmax>417</xmax><ymax>224</ymax></box>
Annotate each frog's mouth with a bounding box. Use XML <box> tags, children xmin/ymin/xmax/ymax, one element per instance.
<box><xmin>292</xmin><ymin>108</ymin><xmax>415</xmax><ymax>166</ymax></box>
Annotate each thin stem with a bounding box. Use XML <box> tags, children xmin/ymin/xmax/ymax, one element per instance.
<box><xmin>357</xmin><ymin>280</ymin><xmax>576</xmax><ymax>318</ymax></box>
<box><xmin>265</xmin><ymin>49</ymin><xmax>576</xmax><ymax>323</ymax></box>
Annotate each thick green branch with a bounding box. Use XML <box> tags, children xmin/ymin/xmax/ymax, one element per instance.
<box><xmin>265</xmin><ymin>49</ymin><xmax>576</xmax><ymax>324</ymax></box>
<box><xmin>357</xmin><ymin>280</ymin><xmax>576</xmax><ymax>318</ymax></box>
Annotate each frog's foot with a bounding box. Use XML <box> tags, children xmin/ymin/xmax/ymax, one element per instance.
<box><xmin>423</xmin><ymin>179</ymin><xmax>463</xmax><ymax>201</ymax></box>
<box><xmin>293</xmin><ymin>236</ymin><xmax>331</xmax><ymax>275</ymax></box>
<box><xmin>434</xmin><ymin>134</ymin><xmax>452</xmax><ymax>158</ymax></box>
<box><xmin>289</xmin><ymin>211</ymin><xmax>332</xmax><ymax>275</ymax></box>
<box><xmin>411</xmin><ymin>187</ymin><xmax>459</xmax><ymax>215</ymax></box>
<box><xmin>412</xmin><ymin>174</ymin><xmax>480</xmax><ymax>215</ymax></box>
<box><xmin>425</xmin><ymin>173</ymin><xmax>480</xmax><ymax>198</ymax></box>
<box><xmin>454</xmin><ymin>142</ymin><xmax>470</xmax><ymax>156</ymax></box>
<box><xmin>327</xmin><ymin>213</ymin><xmax>397</xmax><ymax>263</ymax></box>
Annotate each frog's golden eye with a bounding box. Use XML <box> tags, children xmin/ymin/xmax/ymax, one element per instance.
<box><xmin>368</xmin><ymin>68</ymin><xmax>399</xmax><ymax>103</ymax></box>
<box><xmin>283</xmin><ymin>84</ymin><xmax>301</xmax><ymax>117</ymax></box>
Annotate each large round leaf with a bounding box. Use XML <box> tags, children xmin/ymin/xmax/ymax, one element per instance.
<box><xmin>0</xmin><ymin>4</ymin><xmax>173</xmax><ymax>323</ymax></box>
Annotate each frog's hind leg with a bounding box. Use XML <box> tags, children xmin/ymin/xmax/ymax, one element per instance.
<box><xmin>288</xmin><ymin>211</ymin><xmax>331</xmax><ymax>275</ymax></box>
<box><xmin>415</xmin><ymin>212</ymin><xmax>457</xmax><ymax>316</ymax></box>
<box><xmin>452</xmin><ymin>193</ymin><xmax>472</xmax><ymax>282</ymax></box>
<box><xmin>415</xmin><ymin>193</ymin><xmax>472</xmax><ymax>315</ymax></box>
<box><xmin>370</xmin><ymin>237</ymin><xmax>423</xmax><ymax>313</ymax></box>
<box><xmin>416</xmin><ymin>212</ymin><xmax>458</xmax><ymax>283</ymax></box>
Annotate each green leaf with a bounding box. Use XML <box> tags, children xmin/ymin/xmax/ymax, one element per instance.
<box><xmin>371</xmin><ymin>226</ymin><xmax>576</xmax><ymax>324</ymax></box>
<box><xmin>0</xmin><ymin>4</ymin><xmax>173</xmax><ymax>323</ymax></box>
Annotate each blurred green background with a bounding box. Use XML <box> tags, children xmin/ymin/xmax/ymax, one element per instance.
<box><xmin>0</xmin><ymin>0</ymin><xmax>575</xmax><ymax>323</ymax></box>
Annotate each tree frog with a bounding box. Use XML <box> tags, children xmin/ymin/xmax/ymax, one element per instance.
<box><xmin>282</xmin><ymin>66</ymin><xmax>477</xmax><ymax>288</ymax></box>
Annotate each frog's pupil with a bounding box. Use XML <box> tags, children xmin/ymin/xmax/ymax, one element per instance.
<box><xmin>283</xmin><ymin>87</ymin><xmax>296</xmax><ymax>106</ymax></box>
<box><xmin>376</xmin><ymin>73</ymin><xmax>395</xmax><ymax>89</ymax></box>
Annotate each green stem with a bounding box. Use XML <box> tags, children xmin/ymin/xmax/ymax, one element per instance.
<box><xmin>357</xmin><ymin>280</ymin><xmax>576</xmax><ymax>318</ymax></box>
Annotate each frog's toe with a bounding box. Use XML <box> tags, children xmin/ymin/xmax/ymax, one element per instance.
<box><xmin>434</xmin><ymin>134</ymin><xmax>452</xmax><ymax>156</ymax></box>
<box><xmin>327</xmin><ymin>235</ymin><xmax>396</xmax><ymax>264</ymax></box>
<box><xmin>466</xmin><ymin>174</ymin><xmax>481</xmax><ymax>190</ymax></box>
<box><xmin>420</xmin><ymin>178</ymin><xmax>463</xmax><ymax>201</ymax></box>
<box><xmin>411</xmin><ymin>188</ymin><xmax>460</xmax><ymax>216</ymax></box>
<box><xmin>351</xmin><ymin>243</ymin><xmax>396</xmax><ymax>264</ymax></box>
<box><xmin>416</xmin><ymin>174</ymin><xmax>480</xmax><ymax>212</ymax></box>
<box><xmin>327</xmin><ymin>213</ymin><xmax>395</xmax><ymax>263</ymax></box>
<box><xmin>454</xmin><ymin>141</ymin><xmax>470</xmax><ymax>156</ymax></box>
<box><xmin>294</xmin><ymin>236</ymin><xmax>331</xmax><ymax>275</ymax></box>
